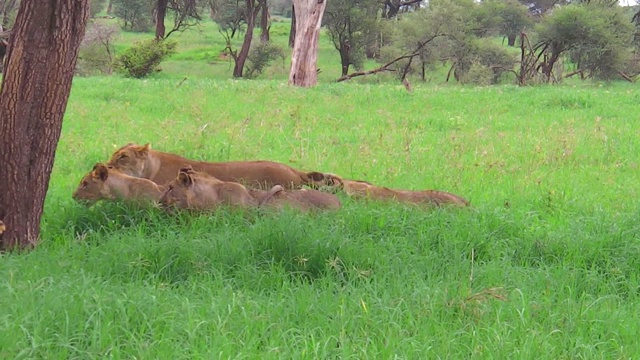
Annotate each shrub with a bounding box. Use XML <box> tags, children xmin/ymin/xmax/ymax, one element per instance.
<box><xmin>244</xmin><ymin>41</ymin><xmax>286</xmax><ymax>79</ymax></box>
<box><xmin>460</xmin><ymin>63</ymin><xmax>493</xmax><ymax>86</ymax></box>
<box><xmin>113</xmin><ymin>39</ymin><xmax>177</xmax><ymax>78</ymax></box>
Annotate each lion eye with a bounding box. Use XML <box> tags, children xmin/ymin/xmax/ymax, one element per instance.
<box><xmin>118</xmin><ymin>154</ymin><xmax>128</xmax><ymax>160</ymax></box>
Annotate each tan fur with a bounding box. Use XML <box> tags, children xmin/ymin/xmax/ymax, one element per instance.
<box><xmin>73</xmin><ymin>163</ymin><xmax>167</xmax><ymax>206</ymax></box>
<box><xmin>305</xmin><ymin>173</ymin><xmax>469</xmax><ymax>207</ymax></box>
<box><xmin>107</xmin><ymin>143</ymin><xmax>322</xmax><ymax>189</ymax></box>
<box><xmin>0</xmin><ymin>220</ymin><xmax>5</xmax><ymax>235</ymax></box>
<box><xmin>161</xmin><ymin>167</ymin><xmax>341</xmax><ymax>212</ymax></box>
<box><xmin>159</xmin><ymin>167</ymin><xmax>258</xmax><ymax>211</ymax></box>
<box><xmin>250</xmin><ymin>185</ymin><xmax>342</xmax><ymax>212</ymax></box>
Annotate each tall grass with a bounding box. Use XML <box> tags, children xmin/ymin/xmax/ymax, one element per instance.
<box><xmin>1</xmin><ymin>18</ymin><xmax>639</xmax><ymax>358</ymax></box>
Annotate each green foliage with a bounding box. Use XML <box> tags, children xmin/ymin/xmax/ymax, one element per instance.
<box><xmin>3</xmin><ymin>79</ymin><xmax>640</xmax><ymax>357</ymax></box>
<box><xmin>212</xmin><ymin>0</ymin><xmax>247</xmax><ymax>38</ymax></box>
<box><xmin>113</xmin><ymin>38</ymin><xmax>178</xmax><ymax>78</ymax></box>
<box><xmin>323</xmin><ymin>0</ymin><xmax>380</xmax><ymax>74</ymax></box>
<box><xmin>244</xmin><ymin>41</ymin><xmax>286</xmax><ymax>79</ymax></box>
<box><xmin>456</xmin><ymin>39</ymin><xmax>516</xmax><ymax>84</ymax></box>
<box><xmin>0</xmin><ymin>0</ymin><xmax>20</xmax><ymax>28</ymax></box>
<box><xmin>535</xmin><ymin>3</ymin><xmax>633</xmax><ymax>80</ymax></box>
<box><xmin>112</xmin><ymin>0</ymin><xmax>154</xmax><ymax>32</ymax></box>
<box><xmin>89</xmin><ymin>0</ymin><xmax>108</xmax><ymax>18</ymax></box>
<box><xmin>478</xmin><ymin>0</ymin><xmax>533</xmax><ymax>44</ymax></box>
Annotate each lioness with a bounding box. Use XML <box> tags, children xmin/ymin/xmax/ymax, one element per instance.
<box><xmin>108</xmin><ymin>143</ymin><xmax>321</xmax><ymax>189</ymax></box>
<box><xmin>250</xmin><ymin>185</ymin><xmax>342</xmax><ymax>211</ymax></box>
<box><xmin>73</xmin><ymin>163</ymin><xmax>167</xmax><ymax>205</ymax></box>
<box><xmin>305</xmin><ymin>172</ymin><xmax>470</xmax><ymax>207</ymax></box>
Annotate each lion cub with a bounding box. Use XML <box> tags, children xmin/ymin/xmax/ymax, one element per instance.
<box><xmin>160</xmin><ymin>167</ymin><xmax>259</xmax><ymax>211</ymax></box>
<box><xmin>250</xmin><ymin>185</ymin><xmax>342</xmax><ymax>211</ymax></box>
<box><xmin>73</xmin><ymin>163</ymin><xmax>167</xmax><ymax>206</ymax></box>
<box><xmin>161</xmin><ymin>166</ymin><xmax>341</xmax><ymax>212</ymax></box>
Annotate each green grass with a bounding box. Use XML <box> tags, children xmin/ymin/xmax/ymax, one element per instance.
<box><xmin>2</xmin><ymin>18</ymin><xmax>640</xmax><ymax>359</ymax></box>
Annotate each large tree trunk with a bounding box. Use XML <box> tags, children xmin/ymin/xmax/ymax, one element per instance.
<box><xmin>339</xmin><ymin>42</ymin><xmax>350</xmax><ymax>77</ymax></box>
<box><xmin>259</xmin><ymin>0</ymin><xmax>270</xmax><ymax>42</ymax></box>
<box><xmin>0</xmin><ymin>0</ymin><xmax>90</xmax><ymax>250</ymax></box>
<box><xmin>289</xmin><ymin>0</ymin><xmax>327</xmax><ymax>87</ymax></box>
<box><xmin>288</xmin><ymin>4</ymin><xmax>295</xmax><ymax>48</ymax></box>
<box><xmin>155</xmin><ymin>0</ymin><xmax>169</xmax><ymax>39</ymax></box>
<box><xmin>233</xmin><ymin>0</ymin><xmax>260</xmax><ymax>78</ymax></box>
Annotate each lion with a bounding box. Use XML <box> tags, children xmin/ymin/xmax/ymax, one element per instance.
<box><xmin>250</xmin><ymin>185</ymin><xmax>342</xmax><ymax>212</ymax></box>
<box><xmin>73</xmin><ymin>163</ymin><xmax>167</xmax><ymax>206</ymax></box>
<box><xmin>107</xmin><ymin>143</ymin><xmax>323</xmax><ymax>189</ymax></box>
<box><xmin>160</xmin><ymin>166</ymin><xmax>341</xmax><ymax>212</ymax></box>
<box><xmin>305</xmin><ymin>172</ymin><xmax>470</xmax><ymax>207</ymax></box>
<box><xmin>159</xmin><ymin>166</ymin><xmax>260</xmax><ymax>211</ymax></box>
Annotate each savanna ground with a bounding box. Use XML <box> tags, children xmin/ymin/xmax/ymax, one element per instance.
<box><xmin>1</xmin><ymin>18</ymin><xmax>640</xmax><ymax>359</ymax></box>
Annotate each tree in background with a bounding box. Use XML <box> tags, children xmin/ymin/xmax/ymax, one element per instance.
<box><xmin>112</xmin><ymin>0</ymin><xmax>154</xmax><ymax>32</ymax></box>
<box><xmin>534</xmin><ymin>2</ymin><xmax>633</xmax><ymax>81</ymax></box>
<box><xmin>289</xmin><ymin>0</ymin><xmax>327</xmax><ymax>86</ymax></box>
<box><xmin>154</xmin><ymin>0</ymin><xmax>202</xmax><ymax>39</ymax></box>
<box><xmin>382</xmin><ymin>0</ymin><xmax>424</xmax><ymax>19</ymax></box>
<box><xmin>90</xmin><ymin>0</ymin><xmax>108</xmax><ymax>17</ymax></box>
<box><xmin>324</xmin><ymin>0</ymin><xmax>380</xmax><ymax>76</ymax></box>
<box><xmin>0</xmin><ymin>0</ymin><xmax>90</xmax><ymax>250</ymax></box>
<box><xmin>0</xmin><ymin>0</ymin><xmax>20</xmax><ymax>28</ymax></box>
<box><xmin>477</xmin><ymin>0</ymin><xmax>532</xmax><ymax>46</ymax></box>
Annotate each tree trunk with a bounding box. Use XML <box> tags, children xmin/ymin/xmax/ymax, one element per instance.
<box><xmin>0</xmin><ymin>0</ymin><xmax>90</xmax><ymax>250</ymax></box>
<box><xmin>289</xmin><ymin>0</ymin><xmax>327</xmax><ymax>87</ymax></box>
<box><xmin>107</xmin><ymin>0</ymin><xmax>113</xmax><ymax>15</ymax></box>
<box><xmin>288</xmin><ymin>4</ymin><xmax>295</xmax><ymax>48</ymax></box>
<box><xmin>507</xmin><ymin>33</ymin><xmax>516</xmax><ymax>47</ymax></box>
<box><xmin>155</xmin><ymin>0</ymin><xmax>169</xmax><ymax>39</ymax></box>
<box><xmin>259</xmin><ymin>0</ymin><xmax>270</xmax><ymax>42</ymax></box>
<box><xmin>339</xmin><ymin>43</ymin><xmax>350</xmax><ymax>77</ymax></box>
<box><xmin>233</xmin><ymin>0</ymin><xmax>259</xmax><ymax>78</ymax></box>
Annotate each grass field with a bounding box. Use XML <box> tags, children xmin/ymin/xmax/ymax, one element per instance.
<box><xmin>1</xmin><ymin>17</ymin><xmax>640</xmax><ymax>358</ymax></box>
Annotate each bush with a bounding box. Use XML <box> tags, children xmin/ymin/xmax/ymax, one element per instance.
<box><xmin>244</xmin><ymin>41</ymin><xmax>286</xmax><ymax>79</ymax></box>
<box><xmin>113</xmin><ymin>39</ymin><xmax>177</xmax><ymax>78</ymax></box>
<box><xmin>460</xmin><ymin>63</ymin><xmax>493</xmax><ymax>86</ymax></box>
<box><xmin>76</xmin><ymin>23</ymin><xmax>119</xmax><ymax>76</ymax></box>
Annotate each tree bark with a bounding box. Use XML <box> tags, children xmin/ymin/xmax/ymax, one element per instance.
<box><xmin>339</xmin><ymin>42</ymin><xmax>350</xmax><ymax>77</ymax></box>
<box><xmin>155</xmin><ymin>0</ymin><xmax>169</xmax><ymax>39</ymax></box>
<box><xmin>233</xmin><ymin>0</ymin><xmax>260</xmax><ymax>78</ymax></box>
<box><xmin>289</xmin><ymin>0</ymin><xmax>327</xmax><ymax>87</ymax></box>
<box><xmin>288</xmin><ymin>4</ymin><xmax>295</xmax><ymax>48</ymax></box>
<box><xmin>0</xmin><ymin>0</ymin><xmax>90</xmax><ymax>250</ymax></box>
<box><xmin>259</xmin><ymin>0</ymin><xmax>270</xmax><ymax>42</ymax></box>
<box><xmin>507</xmin><ymin>33</ymin><xmax>516</xmax><ymax>47</ymax></box>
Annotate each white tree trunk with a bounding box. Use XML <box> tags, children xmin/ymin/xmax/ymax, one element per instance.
<box><xmin>289</xmin><ymin>0</ymin><xmax>327</xmax><ymax>87</ymax></box>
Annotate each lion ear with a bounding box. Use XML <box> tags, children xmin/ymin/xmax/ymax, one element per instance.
<box><xmin>177</xmin><ymin>172</ymin><xmax>193</xmax><ymax>187</ymax></box>
<box><xmin>92</xmin><ymin>164</ymin><xmax>109</xmax><ymax>181</ymax></box>
<box><xmin>137</xmin><ymin>143</ymin><xmax>151</xmax><ymax>155</ymax></box>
